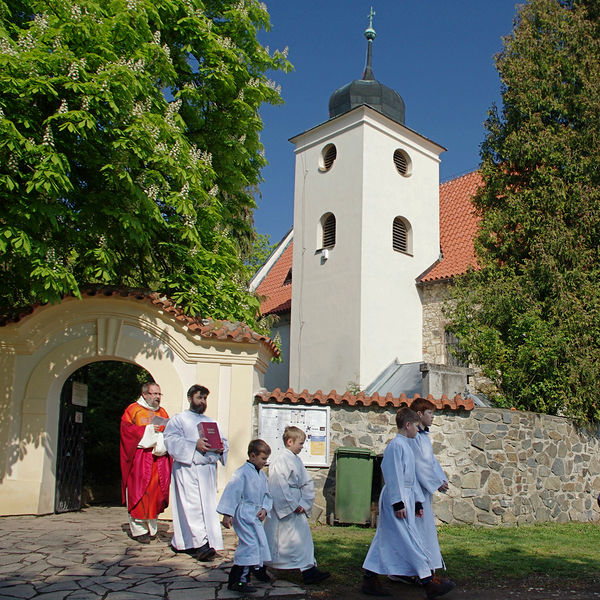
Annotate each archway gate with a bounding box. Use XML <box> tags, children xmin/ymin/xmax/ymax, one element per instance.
<box><xmin>0</xmin><ymin>288</ymin><xmax>277</xmax><ymax>516</ymax></box>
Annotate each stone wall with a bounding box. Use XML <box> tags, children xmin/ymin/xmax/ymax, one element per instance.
<box><xmin>421</xmin><ymin>281</ymin><xmax>450</xmax><ymax>365</ymax></box>
<box><xmin>264</xmin><ymin>404</ymin><xmax>600</xmax><ymax>526</ymax></box>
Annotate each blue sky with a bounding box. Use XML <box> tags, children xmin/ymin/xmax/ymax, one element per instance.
<box><xmin>254</xmin><ymin>1</ymin><xmax>520</xmax><ymax>245</ymax></box>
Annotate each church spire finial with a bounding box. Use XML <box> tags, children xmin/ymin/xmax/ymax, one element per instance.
<box><xmin>363</xmin><ymin>6</ymin><xmax>376</xmax><ymax>80</ymax></box>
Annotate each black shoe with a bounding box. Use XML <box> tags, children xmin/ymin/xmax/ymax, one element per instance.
<box><xmin>133</xmin><ymin>533</ymin><xmax>151</xmax><ymax>544</ymax></box>
<box><xmin>302</xmin><ymin>566</ymin><xmax>331</xmax><ymax>584</ymax></box>
<box><xmin>227</xmin><ymin>581</ymin><xmax>257</xmax><ymax>594</ymax></box>
<box><xmin>252</xmin><ymin>566</ymin><xmax>271</xmax><ymax>583</ymax></box>
<box><xmin>195</xmin><ymin>546</ymin><xmax>216</xmax><ymax>561</ymax></box>
<box><xmin>361</xmin><ymin>574</ymin><xmax>391</xmax><ymax>596</ymax></box>
<box><xmin>424</xmin><ymin>577</ymin><xmax>456</xmax><ymax>599</ymax></box>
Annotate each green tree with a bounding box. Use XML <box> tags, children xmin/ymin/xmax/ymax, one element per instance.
<box><xmin>449</xmin><ymin>0</ymin><xmax>600</xmax><ymax>422</ymax></box>
<box><xmin>0</xmin><ymin>0</ymin><xmax>290</xmax><ymax>329</ymax></box>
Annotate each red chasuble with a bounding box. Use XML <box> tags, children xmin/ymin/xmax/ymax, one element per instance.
<box><xmin>120</xmin><ymin>402</ymin><xmax>172</xmax><ymax>519</ymax></box>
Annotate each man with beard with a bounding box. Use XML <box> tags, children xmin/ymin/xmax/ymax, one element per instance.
<box><xmin>120</xmin><ymin>381</ymin><xmax>172</xmax><ymax>543</ymax></box>
<box><xmin>163</xmin><ymin>384</ymin><xmax>229</xmax><ymax>560</ymax></box>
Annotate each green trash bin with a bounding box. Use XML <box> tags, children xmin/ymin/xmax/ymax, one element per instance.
<box><xmin>334</xmin><ymin>446</ymin><xmax>375</xmax><ymax>525</ymax></box>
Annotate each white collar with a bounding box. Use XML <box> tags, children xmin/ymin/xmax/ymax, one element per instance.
<box><xmin>137</xmin><ymin>396</ymin><xmax>159</xmax><ymax>411</ymax></box>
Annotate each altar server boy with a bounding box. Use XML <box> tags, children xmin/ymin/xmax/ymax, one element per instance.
<box><xmin>264</xmin><ymin>426</ymin><xmax>330</xmax><ymax>584</ymax></box>
<box><xmin>361</xmin><ymin>408</ymin><xmax>455</xmax><ymax>599</ymax></box>
<box><xmin>410</xmin><ymin>397</ymin><xmax>450</xmax><ymax>573</ymax></box>
<box><xmin>218</xmin><ymin>439</ymin><xmax>273</xmax><ymax>594</ymax></box>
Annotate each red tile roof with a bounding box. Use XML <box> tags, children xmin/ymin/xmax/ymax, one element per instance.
<box><xmin>254</xmin><ymin>240</ymin><xmax>293</xmax><ymax>315</ymax></box>
<box><xmin>418</xmin><ymin>171</ymin><xmax>482</xmax><ymax>283</ymax></box>
<box><xmin>0</xmin><ymin>286</ymin><xmax>280</xmax><ymax>358</ymax></box>
<box><xmin>257</xmin><ymin>388</ymin><xmax>474</xmax><ymax>411</ymax></box>
<box><xmin>256</xmin><ymin>171</ymin><xmax>483</xmax><ymax>314</ymax></box>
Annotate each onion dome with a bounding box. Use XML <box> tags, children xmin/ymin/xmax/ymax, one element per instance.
<box><xmin>328</xmin><ymin>9</ymin><xmax>406</xmax><ymax>125</ymax></box>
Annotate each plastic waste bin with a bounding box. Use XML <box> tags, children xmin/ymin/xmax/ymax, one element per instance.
<box><xmin>333</xmin><ymin>446</ymin><xmax>375</xmax><ymax>525</ymax></box>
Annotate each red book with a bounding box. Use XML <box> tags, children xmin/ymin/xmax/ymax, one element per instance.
<box><xmin>198</xmin><ymin>421</ymin><xmax>224</xmax><ymax>451</ymax></box>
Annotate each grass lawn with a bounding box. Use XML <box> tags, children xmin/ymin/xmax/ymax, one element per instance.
<box><xmin>287</xmin><ymin>522</ymin><xmax>600</xmax><ymax>595</ymax></box>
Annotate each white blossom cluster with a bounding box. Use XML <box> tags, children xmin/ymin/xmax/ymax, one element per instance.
<box><xmin>81</xmin><ymin>96</ymin><xmax>90</xmax><ymax>111</ymax></box>
<box><xmin>169</xmin><ymin>140</ymin><xmax>181</xmax><ymax>160</ymax></box>
<box><xmin>220</xmin><ymin>37</ymin><xmax>233</xmax><ymax>50</ymax></box>
<box><xmin>98</xmin><ymin>234</ymin><xmax>106</xmax><ymax>247</ymax></box>
<box><xmin>266</xmin><ymin>79</ymin><xmax>281</xmax><ymax>93</ymax></box>
<box><xmin>147</xmin><ymin>125</ymin><xmax>160</xmax><ymax>142</ymax></box>
<box><xmin>0</xmin><ymin>107</ymin><xmax>4</xmax><ymax>119</ymax></box>
<box><xmin>162</xmin><ymin>44</ymin><xmax>172</xmax><ymax>63</ymax></box>
<box><xmin>183</xmin><ymin>213</ymin><xmax>195</xmax><ymax>228</ymax></box>
<box><xmin>8</xmin><ymin>154</ymin><xmax>18</xmax><ymax>173</ymax></box>
<box><xmin>126</xmin><ymin>0</ymin><xmax>138</xmax><ymax>9</ymax></box>
<box><xmin>247</xmin><ymin>77</ymin><xmax>260</xmax><ymax>88</ymax></box>
<box><xmin>58</xmin><ymin>99</ymin><xmax>69</xmax><ymax>114</ymax></box>
<box><xmin>152</xmin><ymin>31</ymin><xmax>161</xmax><ymax>45</ymax></box>
<box><xmin>237</xmin><ymin>89</ymin><xmax>244</xmax><ymax>101</ymax></box>
<box><xmin>0</xmin><ymin>38</ymin><xmax>17</xmax><ymax>57</ymax></box>
<box><xmin>155</xmin><ymin>142</ymin><xmax>168</xmax><ymax>154</ymax></box>
<box><xmin>145</xmin><ymin>184</ymin><xmax>159</xmax><ymax>201</ymax></box>
<box><xmin>34</xmin><ymin>13</ymin><xmax>49</xmax><ymax>33</ymax></box>
<box><xmin>18</xmin><ymin>33</ymin><xmax>36</xmax><ymax>51</ymax></box>
<box><xmin>67</xmin><ymin>59</ymin><xmax>86</xmax><ymax>80</ymax></box>
<box><xmin>71</xmin><ymin>4</ymin><xmax>82</xmax><ymax>22</ymax></box>
<box><xmin>53</xmin><ymin>36</ymin><xmax>62</xmax><ymax>49</ymax></box>
<box><xmin>280</xmin><ymin>46</ymin><xmax>289</xmax><ymax>58</ymax></box>
<box><xmin>42</xmin><ymin>126</ymin><xmax>54</xmax><ymax>147</ymax></box>
<box><xmin>132</xmin><ymin>98</ymin><xmax>152</xmax><ymax>118</ymax></box>
<box><xmin>208</xmin><ymin>185</ymin><xmax>219</xmax><ymax>197</ymax></box>
<box><xmin>238</xmin><ymin>134</ymin><xmax>246</xmax><ymax>143</ymax></box>
<box><xmin>180</xmin><ymin>182</ymin><xmax>190</xmax><ymax>200</ymax></box>
<box><xmin>165</xmin><ymin>99</ymin><xmax>182</xmax><ymax>129</ymax></box>
<box><xmin>116</xmin><ymin>57</ymin><xmax>145</xmax><ymax>73</ymax></box>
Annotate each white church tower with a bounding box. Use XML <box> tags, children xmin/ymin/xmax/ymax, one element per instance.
<box><xmin>289</xmin><ymin>13</ymin><xmax>445</xmax><ymax>393</ymax></box>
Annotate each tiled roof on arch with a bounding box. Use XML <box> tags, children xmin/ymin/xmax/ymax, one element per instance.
<box><xmin>418</xmin><ymin>170</ymin><xmax>482</xmax><ymax>283</ymax></box>
<box><xmin>256</xmin><ymin>388</ymin><xmax>474</xmax><ymax>411</ymax></box>
<box><xmin>256</xmin><ymin>171</ymin><xmax>484</xmax><ymax>315</ymax></box>
<box><xmin>0</xmin><ymin>285</ymin><xmax>280</xmax><ymax>358</ymax></box>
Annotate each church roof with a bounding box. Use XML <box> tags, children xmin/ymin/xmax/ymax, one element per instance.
<box><xmin>417</xmin><ymin>170</ymin><xmax>482</xmax><ymax>283</ymax></box>
<box><xmin>253</xmin><ymin>171</ymin><xmax>482</xmax><ymax>315</ymax></box>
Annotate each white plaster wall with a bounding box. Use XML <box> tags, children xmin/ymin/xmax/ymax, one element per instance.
<box><xmin>290</xmin><ymin>111</ymin><xmax>365</xmax><ymax>393</ymax></box>
<box><xmin>289</xmin><ymin>106</ymin><xmax>443</xmax><ymax>393</ymax></box>
<box><xmin>360</xmin><ymin>112</ymin><xmax>442</xmax><ymax>386</ymax></box>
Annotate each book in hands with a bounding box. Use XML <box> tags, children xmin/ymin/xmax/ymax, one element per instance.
<box><xmin>198</xmin><ymin>421</ymin><xmax>224</xmax><ymax>451</ymax></box>
<box><xmin>151</xmin><ymin>415</ymin><xmax>169</xmax><ymax>427</ymax></box>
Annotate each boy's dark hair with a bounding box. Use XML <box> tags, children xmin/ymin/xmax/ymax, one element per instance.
<box><xmin>187</xmin><ymin>384</ymin><xmax>210</xmax><ymax>398</ymax></box>
<box><xmin>396</xmin><ymin>407</ymin><xmax>420</xmax><ymax>429</ymax></box>
<box><xmin>411</xmin><ymin>397</ymin><xmax>436</xmax><ymax>414</ymax></box>
<box><xmin>283</xmin><ymin>425</ymin><xmax>306</xmax><ymax>444</ymax></box>
<box><xmin>248</xmin><ymin>439</ymin><xmax>271</xmax><ymax>456</ymax></box>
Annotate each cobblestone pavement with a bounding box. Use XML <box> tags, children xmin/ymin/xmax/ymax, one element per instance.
<box><xmin>0</xmin><ymin>506</ymin><xmax>306</xmax><ymax>599</ymax></box>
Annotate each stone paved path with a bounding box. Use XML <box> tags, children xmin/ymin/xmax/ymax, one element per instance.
<box><xmin>0</xmin><ymin>506</ymin><xmax>306</xmax><ymax>599</ymax></box>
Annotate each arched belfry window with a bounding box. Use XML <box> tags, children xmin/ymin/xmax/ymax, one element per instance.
<box><xmin>321</xmin><ymin>213</ymin><xmax>336</xmax><ymax>249</ymax></box>
<box><xmin>393</xmin><ymin>217</ymin><xmax>412</xmax><ymax>254</ymax></box>
<box><xmin>320</xmin><ymin>144</ymin><xmax>337</xmax><ymax>172</ymax></box>
<box><xmin>393</xmin><ymin>148</ymin><xmax>412</xmax><ymax>177</ymax></box>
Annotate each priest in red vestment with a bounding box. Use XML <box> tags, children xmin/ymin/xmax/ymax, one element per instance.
<box><xmin>120</xmin><ymin>381</ymin><xmax>172</xmax><ymax>543</ymax></box>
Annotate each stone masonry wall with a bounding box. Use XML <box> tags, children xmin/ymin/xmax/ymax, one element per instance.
<box><xmin>266</xmin><ymin>405</ymin><xmax>600</xmax><ymax>526</ymax></box>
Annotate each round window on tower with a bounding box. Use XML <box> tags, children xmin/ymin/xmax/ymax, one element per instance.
<box><xmin>393</xmin><ymin>149</ymin><xmax>412</xmax><ymax>177</ymax></box>
<box><xmin>319</xmin><ymin>144</ymin><xmax>337</xmax><ymax>172</ymax></box>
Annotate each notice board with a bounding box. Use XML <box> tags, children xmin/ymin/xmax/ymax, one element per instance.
<box><xmin>258</xmin><ymin>404</ymin><xmax>330</xmax><ymax>467</ymax></box>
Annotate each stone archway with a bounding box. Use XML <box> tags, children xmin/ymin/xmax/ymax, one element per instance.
<box><xmin>0</xmin><ymin>289</ymin><xmax>276</xmax><ymax>515</ymax></box>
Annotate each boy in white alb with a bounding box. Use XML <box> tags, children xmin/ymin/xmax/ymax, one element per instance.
<box><xmin>218</xmin><ymin>439</ymin><xmax>273</xmax><ymax>594</ymax></box>
<box><xmin>264</xmin><ymin>426</ymin><xmax>330</xmax><ymax>584</ymax></box>
<box><xmin>361</xmin><ymin>408</ymin><xmax>455</xmax><ymax>599</ymax></box>
<box><xmin>410</xmin><ymin>397</ymin><xmax>450</xmax><ymax>575</ymax></box>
